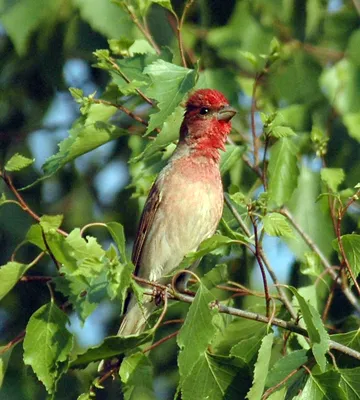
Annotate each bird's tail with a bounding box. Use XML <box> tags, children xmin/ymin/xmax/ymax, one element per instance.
<box><xmin>117</xmin><ymin>296</ymin><xmax>155</xmax><ymax>336</ymax></box>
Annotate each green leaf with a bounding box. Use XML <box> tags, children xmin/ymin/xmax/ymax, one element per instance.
<box><xmin>201</xmin><ymin>263</ymin><xmax>228</xmax><ymax>290</ymax></box>
<box><xmin>74</xmin><ymin>0</ymin><xmax>133</xmax><ymax>39</ymax></box>
<box><xmin>70</xmin><ymin>334</ymin><xmax>150</xmax><ymax>368</ymax></box>
<box><xmin>348</xmin><ymin>30</ymin><xmax>360</xmax><ymax>67</ymax></box>
<box><xmin>144</xmin><ymin>60</ymin><xmax>197</xmax><ymax>133</ymax></box>
<box><xmin>23</xmin><ymin>302</ymin><xmax>73</xmax><ymax>394</ymax></box>
<box><xmin>301</xmin><ymin>252</ymin><xmax>323</xmax><ymax>278</ymax></box>
<box><xmin>263</xmin><ymin>213</ymin><xmax>294</xmax><ymax>238</ymax></box>
<box><xmin>266</xmin><ymin>350</ymin><xmax>308</xmax><ymax>388</ymax></box>
<box><xmin>27</xmin><ymin>103</ymin><xmax>128</xmax><ymax>187</ymax></box>
<box><xmin>212</xmin><ymin>319</ymin><xmax>267</xmax><ymax>360</ymax></box>
<box><xmin>288</xmin><ymin>287</ymin><xmax>330</xmax><ymax>372</ymax></box>
<box><xmin>105</xmin><ymin>222</ymin><xmax>127</xmax><ymax>263</ymax></box>
<box><xmin>0</xmin><ymin>346</ymin><xmax>13</xmax><ymax>388</ymax></box>
<box><xmin>178</xmin><ymin>235</ymin><xmax>243</xmax><ymax>270</ymax></box>
<box><xmin>135</xmin><ymin>105</ymin><xmax>184</xmax><ymax>162</ymax></box>
<box><xmin>182</xmin><ymin>353</ymin><xmax>250</xmax><ymax>400</ymax></box>
<box><xmin>119</xmin><ymin>352</ymin><xmax>155</xmax><ymax>400</ymax></box>
<box><xmin>151</xmin><ymin>0</ymin><xmax>174</xmax><ymax>12</ymax></box>
<box><xmin>220</xmin><ymin>145</ymin><xmax>245</xmax><ymax>175</ymax></box>
<box><xmin>4</xmin><ymin>153</ymin><xmax>34</xmax><ymax>172</ymax></box>
<box><xmin>106</xmin><ymin>258</ymin><xmax>133</xmax><ymax>309</ymax></box>
<box><xmin>0</xmin><ymin>0</ymin><xmax>62</xmax><ymax>55</ymax></box>
<box><xmin>270</xmin><ymin>126</ymin><xmax>296</xmax><ymax>139</ymax></box>
<box><xmin>177</xmin><ymin>282</ymin><xmax>217</xmax><ymax>382</ymax></box>
<box><xmin>330</xmin><ymin>329</ymin><xmax>360</xmax><ymax>353</ymax></box>
<box><xmin>268</xmin><ymin>138</ymin><xmax>299</xmax><ymax>206</ymax></box>
<box><xmin>336</xmin><ymin>234</ymin><xmax>360</xmax><ymax>278</ymax></box>
<box><xmin>320</xmin><ymin>168</ymin><xmax>345</xmax><ymax>192</ymax></box>
<box><xmin>246</xmin><ymin>333</ymin><xmax>274</xmax><ymax>400</ymax></box>
<box><xmin>287</xmin><ymin>166</ymin><xmax>334</xmax><ymax>262</ymax></box>
<box><xmin>339</xmin><ymin>367</ymin><xmax>360</xmax><ymax>400</ymax></box>
<box><xmin>0</xmin><ymin>262</ymin><xmax>33</xmax><ymax>301</ymax></box>
<box><xmin>295</xmin><ymin>370</ymin><xmax>346</xmax><ymax>400</ymax></box>
<box><xmin>39</xmin><ymin>215</ymin><xmax>63</xmax><ymax>233</ymax></box>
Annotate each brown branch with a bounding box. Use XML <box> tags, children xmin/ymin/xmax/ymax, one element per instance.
<box><xmin>108</xmin><ymin>57</ymin><xmax>153</xmax><ymax>105</ymax></box>
<box><xmin>262</xmin><ymin>364</ymin><xmax>301</xmax><ymax>400</ymax></box>
<box><xmin>91</xmin><ymin>98</ymin><xmax>152</xmax><ymax>129</ymax></box>
<box><xmin>280</xmin><ymin>208</ymin><xmax>360</xmax><ymax>312</ymax></box>
<box><xmin>20</xmin><ymin>275</ymin><xmax>52</xmax><ymax>282</ymax></box>
<box><xmin>0</xmin><ymin>173</ymin><xmax>68</xmax><ymax>237</ymax></box>
<box><xmin>250</xmin><ymin>213</ymin><xmax>270</xmax><ymax>317</ymax></box>
<box><xmin>143</xmin><ymin>330</ymin><xmax>179</xmax><ymax>354</ymax></box>
<box><xmin>172</xmin><ymin>291</ymin><xmax>360</xmax><ymax>361</ymax></box>
<box><xmin>176</xmin><ymin>0</ymin><xmax>195</xmax><ymax>68</ymax></box>
<box><xmin>122</xmin><ymin>2</ymin><xmax>160</xmax><ymax>54</ymax></box>
<box><xmin>224</xmin><ymin>194</ymin><xmax>297</xmax><ymax>319</ymax></box>
<box><xmin>1</xmin><ymin>174</ymin><xmax>66</xmax><ymax>236</ymax></box>
<box><xmin>0</xmin><ymin>331</ymin><xmax>25</xmax><ymax>355</ymax></box>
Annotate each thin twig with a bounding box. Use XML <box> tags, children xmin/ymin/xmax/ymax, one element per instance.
<box><xmin>91</xmin><ymin>98</ymin><xmax>152</xmax><ymax>128</ymax></box>
<box><xmin>0</xmin><ymin>173</ymin><xmax>68</xmax><ymax>236</ymax></box>
<box><xmin>143</xmin><ymin>330</ymin><xmax>179</xmax><ymax>354</ymax></box>
<box><xmin>250</xmin><ymin>213</ymin><xmax>270</xmax><ymax>317</ymax></box>
<box><xmin>176</xmin><ymin>0</ymin><xmax>195</xmax><ymax>68</ymax></box>
<box><xmin>0</xmin><ymin>331</ymin><xmax>25</xmax><ymax>355</ymax></box>
<box><xmin>108</xmin><ymin>57</ymin><xmax>153</xmax><ymax>105</ymax></box>
<box><xmin>172</xmin><ymin>291</ymin><xmax>360</xmax><ymax>361</ymax></box>
<box><xmin>122</xmin><ymin>2</ymin><xmax>160</xmax><ymax>54</ymax></box>
<box><xmin>281</xmin><ymin>208</ymin><xmax>360</xmax><ymax>312</ymax></box>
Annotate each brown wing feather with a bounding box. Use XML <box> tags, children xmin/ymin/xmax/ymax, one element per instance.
<box><xmin>132</xmin><ymin>183</ymin><xmax>161</xmax><ymax>276</ymax></box>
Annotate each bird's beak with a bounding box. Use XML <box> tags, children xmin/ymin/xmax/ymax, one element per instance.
<box><xmin>217</xmin><ymin>106</ymin><xmax>237</xmax><ymax>121</ymax></box>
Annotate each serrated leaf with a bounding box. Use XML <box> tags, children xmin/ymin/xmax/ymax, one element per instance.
<box><xmin>335</xmin><ymin>234</ymin><xmax>360</xmax><ymax>279</ymax></box>
<box><xmin>119</xmin><ymin>352</ymin><xmax>155</xmax><ymax>400</ymax></box>
<box><xmin>246</xmin><ymin>333</ymin><xmax>274</xmax><ymax>400</ymax></box>
<box><xmin>178</xmin><ymin>235</ymin><xmax>242</xmax><ymax>270</ymax></box>
<box><xmin>26</xmin><ymin>103</ymin><xmax>128</xmax><ymax>188</ymax></box>
<box><xmin>144</xmin><ymin>60</ymin><xmax>197</xmax><ymax>133</ymax></box>
<box><xmin>135</xmin><ymin>105</ymin><xmax>184</xmax><ymax>162</ymax></box>
<box><xmin>0</xmin><ymin>193</ymin><xmax>7</xmax><ymax>206</ymax></box>
<box><xmin>177</xmin><ymin>282</ymin><xmax>217</xmax><ymax>382</ymax></box>
<box><xmin>295</xmin><ymin>370</ymin><xmax>346</xmax><ymax>400</ymax></box>
<box><xmin>107</xmin><ymin>259</ymin><xmax>133</xmax><ymax>310</ymax></box>
<box><xmin>0</xmin><ymin>262</ymin><xmax>33</xmax><ymax>301</ymax></box>
<box><xmin>263</xmin><ymin>213</ymin><xmax>294</xmax><ymax>238</ymax></box>
<box><xmin>343</xmin><ymin>113</ymin><xmax>360</xmax><ymax>142</ymax></box>
<box><xmin>301</xmin><ymin>252</ymin><xmax>323</xmax><ymax>278</ymax></box>
<box><xmin>201</xmin><ymin>263</ymin><xmax>228</xmax><ymax>290</ymax></box>
<box><xmin>74</xmin><ymin>0</ymin><xmax>133</xmax><ymax>39</ymax></box>
<box><xmin>0</xmin><ymin>346</ymin><xmax>13</xmax><ymax>388</ymax></box>
<box><xmin>330</xmin><ymin>329</ymin><xmax>360</xmax><ymax>352</ymax></box>
<box><xmin>23</xmin><ymin>302</ymin><xmax>73</xmax><ymax>394</ymax></box>
<box><xmin>220</xmin><ymin>144</ymin><xmax>245</xmax><ymax>175</ymax></box>
<box><xmin>5</xmin><ymin>153</ymin><xmax>34</xmax><ymax>172</ymax></box>
<box><xmin>70</xmin><ymin>334</ymin><xmax>150</xmax><ymax>368</ymax></box>
<box><xmin>320</xmin><ymin>168</ymin><xmax>345</xmax><ymax>192</ymax></box>
<box><xmin>271</xmin><ymin>126</ymin><xmax>296</xmax><ymax>138</ymax></box>
<box><xmin>268</xmin><ymin>138</ymin><xmax>299</xmax><ymax>206</ymax></box>
<box><xmin>339</xmin><ymin>367</ymin><xmax>360</xmax><ymax>400</ymax></box>
<box><xmin>105</xmin><ymin>222</ymin><xmax>127</xmax><ymax>263</ymax></box>
<box><xmin>288</xmin><ymin>287</ymin><xmax>329</xmax><ymax>372</ymax></box>
<box><xmin>266</xmin><ymin>350</ymin><xmax>308</xmax><ymax>388</ymax></box>
<box><xmin>39</xmin><ymin>215</ymin><xmax>63</xmax><ymax>233</ymax></box>
<box><xmin>182</xmin><ymin>353</ymin><xmax>250</xmax><ymax>400</ymax></box>
<box><xmin>212</xmin><ymin>319</ymin><xmax>267</xmax><ymax>359</ymax></box>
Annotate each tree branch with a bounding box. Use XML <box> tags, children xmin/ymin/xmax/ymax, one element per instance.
<box><xmin>280</xmin><ymin>208</ymin><xmax>360</xmax><ymax>312</ymax></box>
<box><xmin>172</xmin><ymin>291</ymin><xmax>360</xmax><ymax>361</ymax></box>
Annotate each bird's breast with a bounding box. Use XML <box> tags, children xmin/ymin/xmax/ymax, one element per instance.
<box><xmin>138</xmin><ymin>157</ymin><xmax>223</xmax><ymax>282</ymax></box>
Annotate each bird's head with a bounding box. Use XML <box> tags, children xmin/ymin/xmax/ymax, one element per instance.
<box><xmin>180</xmin><ymin>89</ymin><xmax>237</xmax><ymax>155</ymax></box>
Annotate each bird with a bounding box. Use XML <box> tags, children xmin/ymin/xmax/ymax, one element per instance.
<box><xmin>118</xmin><ymin>88</ymin><xmax>237</xmax><ymax>336</ymax></box>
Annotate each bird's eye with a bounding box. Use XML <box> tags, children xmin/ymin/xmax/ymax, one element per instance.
<box><xmin>199</xmin><ymin>107</ymin><xmax>209</xmax><ymax>115</ymax></box>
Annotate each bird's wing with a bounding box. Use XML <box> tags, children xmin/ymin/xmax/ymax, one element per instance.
<box><xmin>132</xmin><ymin>182</ymin><xmax>161</xmax><ymax>275</ymax></box>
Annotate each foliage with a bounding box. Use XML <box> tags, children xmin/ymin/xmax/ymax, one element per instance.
<box><xmin>1</xmin><ymin>0</ymin><xmax>360</xmax><ymax>399</ymax></box>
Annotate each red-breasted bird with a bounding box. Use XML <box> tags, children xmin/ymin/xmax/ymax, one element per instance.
<box><xmin>118</xmin><ymin>89</ymin><xmax>236</xmax><ymax>335</ymax></box>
